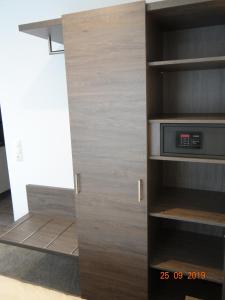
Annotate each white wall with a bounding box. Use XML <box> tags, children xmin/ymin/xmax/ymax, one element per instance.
<box><xmin>0</xmin><ymin>0</ymin><xmax>161</xmax><ymax>220</ymax></box>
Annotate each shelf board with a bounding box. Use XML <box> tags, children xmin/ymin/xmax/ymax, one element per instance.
<box><xmin>150</xmin><ymin>188</ymin><xmax>225</xmax><ymax>227</ymax></box>
<box><xmin>149</xmin><ymin>56</ymin><xmax>225</xmax><ymax>71</ymax></box>
<box><xmin>19</xmin><ymin>18</ymin><xmax>63</xmax><ymax>44</ymax></box>
<box><xmin>151</xmin><ymin>230</ymin><xmax>224</xmax><ymax>284</ymax></box>
<box><xmin>150</xmin><ymin>271</ymin><xmax>221</xmax><ymax>300</ymax></box>
<box><xmin>152</xmin><ymin>260</ymin><xmax>223</xmax><ymax>284</ymax></box>
<box><xmin>149</xmin><ymin>155</ymin><xmax>225</xmax><ymax>165</ymax></box>
<box><xmin>149</xmin><ymin>114</ymin><xmax>225</xmax><ymax>124</ymax></box>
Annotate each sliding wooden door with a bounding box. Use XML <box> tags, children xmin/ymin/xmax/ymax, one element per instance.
<box><xmin>63</xmin><ymin>2</ymin><xmax>147</xmax><ymax>299</ymax></box>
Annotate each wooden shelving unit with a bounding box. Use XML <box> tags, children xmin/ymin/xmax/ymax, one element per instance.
<box><xmin>150</xmin><ymin>188</ymin><xmax>225</xmax><ymax>227</ymax></box>
<box><xmin>151</xmin><ymin>230</ymin><xmax>224</xmax><ymax>284</ymax></box>
<box><xmin>151</xmin><ymin>269</ymin><xmax>222</xmax><ymax>300</ymax></box>
<box><xmin>19</xmin><ymin>1</ymin><xmax>225</xmax><ymax>299</ymax></box>
<box><xmin>152</xmin><ymin>259</ymin><xmax>223</xmax><ymax>284</ymax></box>
<box><xmin>147</xmin><ymin>1</ymin><xmax>225</xmax><ymax>299</ymax></box>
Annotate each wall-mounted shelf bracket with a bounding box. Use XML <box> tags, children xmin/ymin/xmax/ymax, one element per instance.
<box><xmin>19</xmin><ymin>18</ymin><xmax>64</xmax><ymax>56</ymax></box>
<box><xmin>48</xmin><ymin>34</ymin><xmax>64</xmax><ymax>55</ymax></box>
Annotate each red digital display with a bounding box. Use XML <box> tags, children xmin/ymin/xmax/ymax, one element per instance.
<box><xmin>180</xmin><ymin>134</ymin><xmax>190</xmax><ymax>138</ymax></box>
<box><xmin>176</xmin><ymin>132</ymin><xmax>202</xmax><ymax>149</ymax></box>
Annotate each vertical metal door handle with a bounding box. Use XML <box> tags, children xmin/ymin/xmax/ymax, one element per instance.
<box><xmin>75</xmin><ymin>173</ymin><xmax>81</xmax><ymax>195</ymax></box>
<box><xmin>138</xmin><ymin>179</ymin><xmax>143</xmax><ymax>203</ymax></box>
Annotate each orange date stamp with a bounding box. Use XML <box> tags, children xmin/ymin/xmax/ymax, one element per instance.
<box><xmin>160</xmin><ymin>271</ymin><xmax>206</xmax><ymax>280</ymax></box>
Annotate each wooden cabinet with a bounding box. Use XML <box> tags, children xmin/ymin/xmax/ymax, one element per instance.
<box><xmin>63</xmin><ymin>2</ymin><xmax>148</xmax><ymax>300</ymax></box>
<box><xmin>19</xmin><ymin>1</ymin><xmax>225</xmax><ymax>299</ymax></box>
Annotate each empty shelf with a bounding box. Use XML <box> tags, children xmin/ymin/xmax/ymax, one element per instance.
<box><xmin>151</xmin><ymin>230</ymin><xmax>224</xmax><ymax>284</ymax></box>
<box><xmin>152</xmin><ymin>260</ymin><xmax>223</xmax><ymax>284</ymax></box>
<box><xmin>151</xmin><ymin>270</ymin><xmax>222</xmax><ymax>300</ymax></box>
<box><xmin>150</xmin><ymin>188</ymin><xmax>225</xmax><ymax>227</ymax></box>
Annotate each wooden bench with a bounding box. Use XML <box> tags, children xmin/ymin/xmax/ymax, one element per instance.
<box><xmin>0</xmin><ymin>185</ymin><xmax>78</xmax><ymax>257</ymax></box>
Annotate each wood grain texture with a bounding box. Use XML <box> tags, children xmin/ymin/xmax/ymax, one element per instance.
<box><xmin>148</xmin><ymin>25</ymin><xmax>225</xmax><ymax>116</ymax></box>
<box><xmin>149</xmin><ymin>159</ymin><xmax>225</xmax><ymax>235</ymax></box>
<box><xmin>146</xmin><ymin>5</ymin><xmax>163</xmax><ymax>117</ymax></box>
<box><xmin>0</xmin><ymin>191</ymin><xmax>14</xmax><ymax>229</ymax></box>
<box><xmin>151</xmin><ymin>271</ymin><xmax>222</xmax><ymax>300</ymax></box>
<box><xmin>147</xmin><ymin>0</ymin><xmax>213</xmax><ymax>11</ymax></box>
<box><xmin>0</xmin><ymin>192</ymin><xmax>13</xmax><ymax>212</ymax></box>
<box><xmin>0</xmin><ymin>214</ymin><xmax>50</xmax><ymax>243</ymax></box>
<box><xmin>163</xmin><ymin>69</ymin><xmax>225</xmax><ymax>114</ymax></box>
<box><xmin>147</xmin><ymin>0</ymin><xmax>225</xmax><ymax>30</ymax></box>
<box><xmin>19</xmin><ymin>18</ymin><xmax>63</xmax><ymax>44</ymax></box>
<box><xmin>47</xmin><ymin>223</ymin><xmax>78</xmax><ymax>255</ymax></box>
<box><xmin>147</xmin><ymin>2</ymin><xmax>225</xmax><ymax>298</ymax></box>
<box><xmin>163</xmin><ymin>25</ymin><xmax>225</xmax><ymax>61</ymax></box>
<box><xmin>149</xmin><ymin>56</ymin><xmax>225</xmax><ymax>71</ymax></box>
<box><xmin>63</xmin><ymin>2</ymin><xmax>147</xmax><ymax>299</ymax></box>
<box><xmin>151</xmin><ymin>230</ymin><xmax>224</xmax><ymax>284</ymax></box>
<box><xmin>163</xmin><ymin>220</ymin><xmax>224</xmax><ymax>239</ymax></box>
<box><xmin>163</xmin><ymin>161</ymin><xmax>225</xmax><ymax>193</ymax></box>
<box><xmin>151</xmin><ymin>187</ymin><xmax>225</xmax><ymax>227</ymax></box>
<box><xmin>152</xmin><ymin>259</ymin><xmax>223</xmax><ymax>284</ymax></box>
<box><xmin>24</xmin><ymin>218</ymin><xmax>73</xmax><ymax>249</ymax></box>
<box><xmin>0</xmin><ymin>214</ymin><xmax>78</xmax><ymax>257</ymax></box>
<box><xmin>27</xmin><ymin>185</ymin><xmax>76</xmax><ymax>218</ymax></box>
